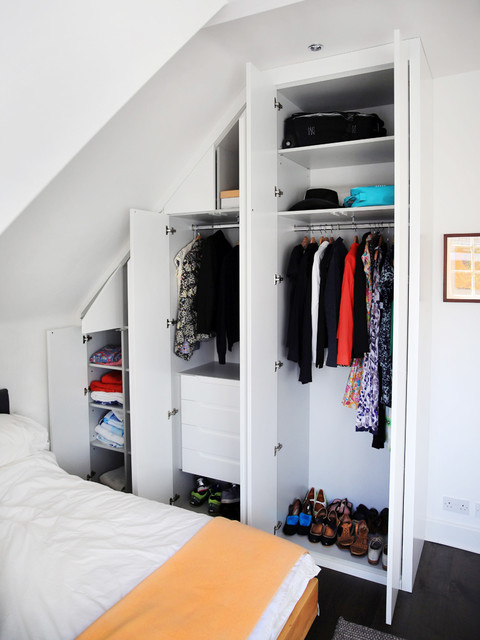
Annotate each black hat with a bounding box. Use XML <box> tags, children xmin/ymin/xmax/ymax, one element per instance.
<box><xmin>289</xmin><ymin>188</ymin><xmax>340</xmax><ymax>211</ymax></box>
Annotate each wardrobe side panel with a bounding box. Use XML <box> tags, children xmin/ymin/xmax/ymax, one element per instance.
<box><xmin>128</xmin><ymin>210</ymin><xmax>173</xmax><ymax>502</ymax></box>
<box><xmin>81</xmin><ymin>265</ymin><xmax>126</xmax><ymax>334</ymax></box>
<box><xmin>164</xmin><ymin>147</ymin><xmax>216</xmax><ymax>215</ymax></box>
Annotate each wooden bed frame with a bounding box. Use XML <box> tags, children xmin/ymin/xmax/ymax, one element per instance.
<box><xmin>278</xmin><ymin>577</ymin><xmax>318</xmax><ymax>640</ymax></box>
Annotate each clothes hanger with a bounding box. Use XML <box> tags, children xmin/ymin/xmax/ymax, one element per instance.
<box><xmin>301</xmin><ymin>235</ymin><xmax>309</xmax><ymax>249</ymax></box>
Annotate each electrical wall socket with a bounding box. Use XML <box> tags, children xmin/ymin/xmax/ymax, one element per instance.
<box><xmin>443</xmin><ymin>496</ymin><xmax>470</xmax><ymax>515</ymax></box>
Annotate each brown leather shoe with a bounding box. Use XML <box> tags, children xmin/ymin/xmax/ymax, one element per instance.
<box><xmin>321</xmin><ymin>509</ymin><xmax>339</xmax><ymax>546</ymax></box>
<box><xmin>308</xmin><ymin>507</ymin><xmax>327</xmax><ymax>543</ymax></box>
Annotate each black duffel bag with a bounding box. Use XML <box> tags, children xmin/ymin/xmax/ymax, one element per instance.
<box><xmin>282</xmin><ymin>111</ymin><xmax>386</xmax><ymax>148</ymax></box>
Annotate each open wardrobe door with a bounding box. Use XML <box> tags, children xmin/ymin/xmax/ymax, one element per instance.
<box><xmin>386</xmin><ymin>30</ymin><xmax>410</xmax><ymax>625</ymax></box>
<box><xmin>244</xmin><ymin>63</ymin><xmax>279</xmax><ymax>534</ymax></box>
<box><xmin>129</xmin><ymin>209</ymin><xmax>173</xmax><ymax>502</ymax></box>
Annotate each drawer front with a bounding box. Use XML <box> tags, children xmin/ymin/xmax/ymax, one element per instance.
<box><xmin>181</xmin><ymin>375</ymin><xmax>239</xmax><ymax>409</ymax></box>
<box><xmin>182</xmin><ymin>448</ymin><xmax>240</xmax><ymax>485</ymax></box>
<box><xmin>181</xmin><ymin>399</ymin><xmax>239</xmax><ymax>435</ymax></box>
<box><xmin>182</xmin><ymin>424</ymin><xmax>240</xmax><ymax>459</ymax></box>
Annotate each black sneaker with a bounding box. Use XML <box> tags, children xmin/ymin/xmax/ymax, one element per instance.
<box><xmin>208</xmin><ymin>484</ymin><xmax>222</xmax><ymax>515</ymax></box>
<box><xmin>189</xmin><ymin>477</ymin><xmax>211</xmax><ymax>506</ymax></box>
<box><xmin>221</xmin><ymin>483</ymin><xmax>240</xmax><ymax>504</ymax></box>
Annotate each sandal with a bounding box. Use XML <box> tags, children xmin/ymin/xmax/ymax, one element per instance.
<box><xmin>350</xmin><ymin>520</ymin><xmax>369</xmax><ymax>557</ymax></box>
<box><xmin>336</xmin><ymin>516</ymin><xmax>355</xmax><ymax>548</ymax></box>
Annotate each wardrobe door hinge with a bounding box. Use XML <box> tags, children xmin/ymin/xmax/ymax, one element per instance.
<box><xmin>83</xmin><ymin>334</ymin><xmax>92</xmax><ymax>344</ymax></box>
<box><xmin>274</xmin><ymin>521</ymin><xmax>282</xmax><ymax>535</ymax></box>
<box><xmin>169</xmin><ymin>494</ymin><xmax>180</xmax><ymax>505</ymax></box>
<box><xmin>274</xmin><ymin>360</ymin><xmax>283</xmax><ymax>372</ymax></box>
<box><xmin>274</xmin><ymin>274</ymin><xmax>284</xmax><ymax>285</ymax></box>
<box><xmin>168</xmin><ymin>408</ymin><xmax>179</xmax><ymax>420</ymax></box>
<box><xmin>274</xmin><ymin>186</ymin><xmax>283</xmax><ymax>198</ymax></box>
<box><xmin>274</xmin><ymin>442</ymin><xmax>283</xmax><ymax>456</ymax></box>
<box><xmin>274</xmin><ymin>98</ymin><xmax>283</xmax><ymax>111</ymax></box>
<box><xmin>165</xmin><ymin>225</ymin><xmax>176</xmax><ymax>235</ymax></box>
<box><xmin>166</xmin><ymin>318</ymin><xmax>177</xmax><ymax>328</ymax></box>
<box><xmin>84</xmin><ymin>387</ymin><xmax>89</xmax><ymax>396</ymax></box>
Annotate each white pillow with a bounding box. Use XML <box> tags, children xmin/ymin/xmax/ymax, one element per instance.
<box><xmin>0</xmin><ymin>413</ymin><xmax>49</xmax><ymax>466</ymax></box>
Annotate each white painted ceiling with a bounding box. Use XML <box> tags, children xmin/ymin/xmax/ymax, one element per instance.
<box><xmin>0</xmin><ymin>0</ymin><xmax>479</xmax><ymax>324</ymax></box>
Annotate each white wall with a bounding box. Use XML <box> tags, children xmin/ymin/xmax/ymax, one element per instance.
<box><xmin>0</xmin><ymin>315</ymin><xmax>76</xmax><ymax>428</ymax></box>
<box><xmin>425</xmin><ymin>69</ymin><xmax>480</xmax><ymax>553</ymax></box>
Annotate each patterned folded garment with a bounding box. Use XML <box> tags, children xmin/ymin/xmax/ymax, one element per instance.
<box><xmin>89</xmin><ymin>344</ymin><xmax>122</xmax><ymax>365</ymax></box>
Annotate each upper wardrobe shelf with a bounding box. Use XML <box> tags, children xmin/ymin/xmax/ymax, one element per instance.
<box><xmin>278</xmin><ymin>136</ymin><xmax>394</xmax><ymax>170</ymax></box>
<box><xmin>279</xmin><ymin>205</ymin><xmax>394</xmax><ymax>225</ymax></box>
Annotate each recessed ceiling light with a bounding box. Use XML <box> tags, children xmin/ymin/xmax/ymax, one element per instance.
<box><xmin>308</xmin><ymin>43</ymin><xmax>324</xmax><ymax>52</ymax></box>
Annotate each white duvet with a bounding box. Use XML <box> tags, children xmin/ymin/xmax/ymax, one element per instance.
<box><xmin>0</xmin><ymin>451</ymin><xmax>318</xmax><ymax>640</ymax></box>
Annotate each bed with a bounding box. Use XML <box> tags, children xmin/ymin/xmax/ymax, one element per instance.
<box><xmin>0</xmin><ymin>390</ymin><xmax>319</xmax><ymax>640</ymax></box>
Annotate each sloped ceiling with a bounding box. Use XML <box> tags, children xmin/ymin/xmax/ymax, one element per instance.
<box><xmin>1</xmin><ymin>0</ymin><xmax>479</xmax><ymax>324</ymax></box>
<box><xmin>0</xmin><ymin>0</ymin><xmax>227</xmax><ymax>237</ymax></box>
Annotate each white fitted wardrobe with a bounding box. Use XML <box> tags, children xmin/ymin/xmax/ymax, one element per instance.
<box><xmin>128</xmin><ymin>34</ymin><xmax>432</xmax><ymax>625</ymax></box>
<box><xmin>47</xmin><ymin>261</ymin><xmax>131</xmax><ymax>492</ymax></box>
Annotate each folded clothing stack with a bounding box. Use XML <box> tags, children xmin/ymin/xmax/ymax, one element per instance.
<box><xmin>89</xmin><ymin>344</ymin><xmax>122</xmax><ymax>366</ymax></box>
<box><xmin>90</xmin><ymin>370</ymin><xmax>123</xmax><ymax>406</ymax></box>
<box><xmin>94</xmin><ymin>409</ymin><xmax>124</xmax><ymax>449</ymax></box>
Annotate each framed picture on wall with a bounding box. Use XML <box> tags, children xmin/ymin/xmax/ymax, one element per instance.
<box><xmin>443</xmin><ymin>233</ymin><xmax>480</xmax><ymax>302</ymax></box>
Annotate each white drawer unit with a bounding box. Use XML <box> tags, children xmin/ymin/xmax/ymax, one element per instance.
<box><xmin>180</xmin><ymin>363</ymin><xmax>240</xmax><ymax>484</ymax></box>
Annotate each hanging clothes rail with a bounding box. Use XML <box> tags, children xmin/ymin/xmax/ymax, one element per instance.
<box><xmin>293</xmin><ymin>221</ymin><xmax>395</xmax><ymax>233</ymax></box>
<box><xmin>192</xmin><ymin>221</ymin><xmax>239</xmax><ymax>233</ymax></box>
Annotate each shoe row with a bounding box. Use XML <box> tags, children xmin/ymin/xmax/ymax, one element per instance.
<box><xmin>283</xmin><ymin>489</ymin><xmax>388</xmax><ymax>566</ymax></box>
<box><xmin>189</xmin><ymin>477</ymin><xmax>240</xmax><ymax>515</ymax></box>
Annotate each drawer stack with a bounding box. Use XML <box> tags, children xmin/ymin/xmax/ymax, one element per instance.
<box><xmin>180</xmin><ymin>364</ymin><xmax>240</xmax><ymax>484</ymax></box>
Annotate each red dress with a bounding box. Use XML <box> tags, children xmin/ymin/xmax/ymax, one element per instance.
<box><xmin>336</xmin><ymin>242</ymin><xmax>359</xmax><ymax>366</ymax></box>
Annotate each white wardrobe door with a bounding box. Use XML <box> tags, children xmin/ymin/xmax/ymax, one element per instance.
<box><xmin>244</xmin><ymin>63</ymin><xmax>279</xmax><ymax>534</ymax></box>
<box><xmin>128</xmin><ymin>209</ymin><xmax>173</xmax><ymax>502</ymax></box>
<box><xmin>386</xmin><ymin>31</ymin><xmax>410</xmax><ymax>625</ymax></box>
<box><xmin>47</xmin><ymin>326</ymin><xmax>90</xmax><ymax>478</ymax></box>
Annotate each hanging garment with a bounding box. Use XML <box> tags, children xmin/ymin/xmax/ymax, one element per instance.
<box><xmin>196</xmin><ymin>230</ymin><xmax>232</xmax><ymax>335</ymax></box>
<box><xmin>351</xmin><ymin>231</ymin><xmax>371</xmax><ymax>358</ymax></box>
<box><xmin>342</xmin><ymin>357</ymin><xmax>364</xmax><ymax>409</ymax></box>
<box><xmin>298</xmin><ymin>241</ymin><xmax>319</xmax><ymax>384</ymax></box>
<box><xmin>174</xmin><ymin>238</ymin><xmax>195</xmax><ymax>299</ymax></box>
<box><xmin>337</xmin><ymin>241</ymin><xmax>359</xmax><ymax>366</ymax></box>
<box><xmin>311</xmin><ymin>240</ymin><xmax>330</xmax><ymax>361</ymax></box>
<box><xmin>315</xmin><ymin>242</ymin><xmax>334</xmax><ymax>368</ymax></box>
<box><xmin>355</xmin><ymin>239</ymin><xmax>384</xmax><ymax>434</ymax></box>
<box><xmin>285</xmin><ymin>244</ymin><xmax>306</xmax><ymax>362</ymax></box>
<box><xmin>324</xmin><ymin>237</ymin><xmax>348</xmax><ymax>367</ymax></box>
<box><xmin>378</xmin><ymin>244</ymin><xmax>394</xmax><ymax>407</ymax></box>
<box><xmin>216</xmin><ymin>244</ymin><xmax>240</xmax><ymax>364</ymax></box>
<box><xmin>174</xmin><ymin>238</ymin><xmax>210</xmax><ymax>360</ymax></box>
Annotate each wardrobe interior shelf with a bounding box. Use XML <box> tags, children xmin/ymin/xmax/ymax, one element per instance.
<box><xmin>90</xmin><ymin>402</ymin><xmax>124</xmax><ymax>413</ymax></box>
<box><xmin>167</xmin><ymin>209</ymin><xmax>239</xmax><ymax>223</ymax></box>
<box><xmin>180</xmin><ymin>361</ymin><xmax>240</xmax><ymax>381</ymax></box>
<box><xmin>278</xmin><ymin>532</ymin><xmax>388</xmax><ymax>586</ymax></box>
<box><xmin>89</xmin><ymin>363</ymin><xmax>122</xmax><ymax>371</ymax></box>
<box><xmin>279</xmin><ymin>205</ymin><xmax>394</xmax><ymax>225</ymax></box>
<box><xmin>90</xmin><ymin>438</ymin><xmax>124</xmax><ymax>453</ymax></box>
<box><xmin>278</xmin><ymin>136</ymin><xmax>394</xmax><ymax>170</ymax></box>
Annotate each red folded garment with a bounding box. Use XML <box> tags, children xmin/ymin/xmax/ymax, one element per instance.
<box><xmin>101</xmin><ymin>371</ymin><xmax>122</xmax><ymax>384</ymax></box>
<box><xmin>90</xmin><ymin>380</ymin><xmax>122</xmax><ymax>393</ymax></box>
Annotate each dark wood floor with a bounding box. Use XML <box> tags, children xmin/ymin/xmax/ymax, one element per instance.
<box><xmin>305</xmin><ymin>542</ymin><xmax>480</xmax><ymax>640</ymax></box>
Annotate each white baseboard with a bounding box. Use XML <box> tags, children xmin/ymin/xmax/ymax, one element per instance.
<box><xmin>425</xmin><ymin>517</ymin><xmax>480</xmax><ymax>554</ymax></box>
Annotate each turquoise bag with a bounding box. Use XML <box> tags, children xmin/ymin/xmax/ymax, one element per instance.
<box><xmin>343</xmin><ymin>185</ymin><xmax>394</xmax><ymax>207</ymax></box>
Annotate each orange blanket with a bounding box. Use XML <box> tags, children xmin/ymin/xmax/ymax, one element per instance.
<box><xmin>76</xmin><ymin>516</ymin><xmax>306</xmax><ymax>640</ymax></box>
